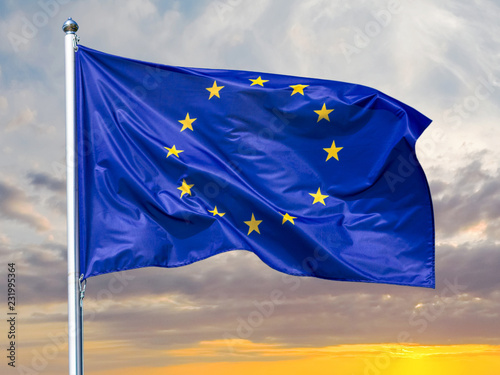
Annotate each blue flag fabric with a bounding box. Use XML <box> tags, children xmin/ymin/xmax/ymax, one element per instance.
<box><xmin>76</xmin><ymin>45</ymin><xmax>434</xmax><ymax>287</ymax></box>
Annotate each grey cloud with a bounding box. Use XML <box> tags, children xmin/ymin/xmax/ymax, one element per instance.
<box><xmin>437</xmin><ymin>242</ymin><xmax>500</xmax><ymax>297</ymax></box>
<box><xmin>431</xmin><ymin>157</ymin><xmax>500</xmax><ymax>239</ymax></box>
<box><xmin>0</xmin><ymin>179</ymin><xmax>50</xmax><ymax>231</ymax></box>
<box><xmin>25</xmin><ymin>172</ymin><xmax>66</xmax><ymax>215</ymax></box>
<box><xmin>0</xmin><ymin>241</ymin><xmax>66</xmax><ymax>304</ymax></box>
<box><xmin>27</xmin><ymin>171</ymin><xmax>65</xmax><ymax>193</ymax></box>
<box><xmin>45</xmin><ymin>195</ymin><xmax>66</xmax><ymax>215</ymax></box>
<box><xmin>67</xmin><ymin>240</ymin><xmax>499</xmax><ymax>350</ymax></box>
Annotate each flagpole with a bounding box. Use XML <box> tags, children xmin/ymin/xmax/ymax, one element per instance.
<box><xmin>63</xmin><ymin>17</ymin><xmax>84</xmax><ymax>375</ymax></box>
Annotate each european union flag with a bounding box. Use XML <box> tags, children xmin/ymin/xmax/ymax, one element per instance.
<box><xmin>76</xmin><ymin>45</ymin><xmax>434</xmax><ymax>288</ymax></box>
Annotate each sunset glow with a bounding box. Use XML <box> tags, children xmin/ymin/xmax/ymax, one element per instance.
<box><xmin>88</xmin><ymin>341</ymin><xmax>500</xmax><ymax>375</ymax></box>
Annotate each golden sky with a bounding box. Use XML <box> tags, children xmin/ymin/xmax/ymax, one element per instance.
<box><xmin>87</xmin><ymin>341</ymin><xmax>500</xmax><ymax>375</ymax></box>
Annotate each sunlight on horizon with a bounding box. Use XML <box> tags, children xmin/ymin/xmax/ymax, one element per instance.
<box><xmin>88</xmin><ymin>341</ymin><xmax>500</xmax><ymax>375</ymax></box>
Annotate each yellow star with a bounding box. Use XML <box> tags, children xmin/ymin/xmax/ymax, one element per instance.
<box><xmin>323</xmin><ymin>140</ymin><xmax>343</xmax><ymax>161</ymax></box>
<box><xmin>208</xmin><ymin>206</ymin><xmax>225</xmax><ymax>217</ymax></box>
<box><xmin>309</xmin><ymin>188</ymin><xmax>329</xmax><ymax>205</ymax></box>
<box><xmin>249</xmin><ymin>76</ymin><xmax>269</xmax><ymax>86</ymax></box>
<box><xmin>178</xmin><ymin>113</ymin><xmax>196</xmax><ymax>132</ymax></box>
<box><xmin>164</xmin><ymin>145</ymin><xmax>184</xmax><ymax>158</ymax></box>
<box><xmin>314</xmin><ymin>103</ymin><xmax>334</xmax><ymax>122</ymax></box>
<box><xmin>244</xmin><ymin>213</ymin><xmax>262</xmax><ymax>235</ymax></box>
<box><xmin>289</xmin><ymin>84</ymin><xmax>309</xmax><ymax>96</ymax></box>
<box><xmin>177</xmin><ymin>179</ymin><xmax>194</xmax><ymax>198</ymax></box>
<box><xmin>206</xmin><ymin>81</ymin><xmax>224</xmax><ymax>99</ymax></box>
<box><xmin>281</xmin><ymin>213</ymin><xmax>297</xmax><ymax>225</ymax></box>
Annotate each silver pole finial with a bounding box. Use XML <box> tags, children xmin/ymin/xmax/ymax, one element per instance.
<box><xmin>62</xmin><ymin>17</ymin><xmax>79</xmax><ymax>34</ymax></box>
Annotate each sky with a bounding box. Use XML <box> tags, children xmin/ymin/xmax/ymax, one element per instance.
<box><xmin>1</xmin><ymin>0</ymin><xmax>500</xmax><ymax>374</ymax></box>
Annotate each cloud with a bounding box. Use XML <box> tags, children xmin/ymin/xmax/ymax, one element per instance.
<box><xmin>27</xmin><ymin>171</ymin><xmax>65</xmax><ymax>193</ymax></box>
<box><xmin>59</xmin><ymin>237</ymin><xmax>495</xmax><ymax>351</ymax></box>
<box><xmin>0</xmin><ymin>2</ymin><xmax>499</xmax><ymax>374</ymax></box>
<box><xmin>0</xmin><ymin>233</ymin><xmax>9</xmax><ymax>245</ymax></box>
<box><xmin>438</xmin><ymin>242</ymin><xmax>500</xmax><ymax>297</ymax></box>
<box><xmin>45</xmin><ymin>195</ymin><xmax>66</xmax><ymax>215</ymax></box>
<box><xmin>0</xmin><ymin>241</ymin><xmax>66</xmax><ymax>307</ymax></box>
<box><xmin>0</xmin><ymin>95</ymin><xmax>7</xmax><ymax>111</ymax></box>
<box><xmin>431</xmin><ymin>156</ymin><xmax>500</xmax><ymax>241</ymax></box>
<box><xmin>0</xmin><ymin>179</ymin><xmax>50</xmax><ymax>231</ymax></box>
<box><xmin>4</xmin><ymin>106</ymin><xmax>36</xmax><ymax>132</ymax></box>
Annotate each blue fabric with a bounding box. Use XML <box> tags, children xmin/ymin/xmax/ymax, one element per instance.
<box><xmin>76</xmin><ymin>45</ymin><xmax>435</xmax><ymax>287</ymax></box>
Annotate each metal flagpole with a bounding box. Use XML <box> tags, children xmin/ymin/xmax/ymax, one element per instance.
<box><xmin>63</xmin><ymin>17</ymin><xmax>84</xmax><ymax>375</ymax></box>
